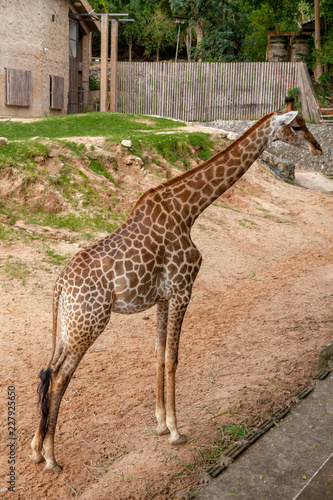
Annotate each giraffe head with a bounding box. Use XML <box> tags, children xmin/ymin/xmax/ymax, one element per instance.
<box><xmin>273</xmin><ymin>97</ymin><xmax>323</xmax><ymax>156</ymax></box>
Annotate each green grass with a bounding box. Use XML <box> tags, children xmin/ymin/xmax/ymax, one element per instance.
<box><xmin>87</xmin><ymin>158</ymin><xmax>117</xmax><ymax>184</ymax></box>
<box><xmin>2</xmin><ymin>256</ymin><xmax>30</xmax><ymax>284</ymax></box>
<box><xmin>44</xmin><ymin>248</ymin><xmax>71</xmax><ymax>266</ymax></box>
<box><xmin>0</xmin><ymin>223</ymin><xmax>11</xmax><ymax>241</ymax></box>
<box><xmin>129</xmin><ymin>131</ymin><xmax>214</xmax><ymax>167</ymax></box>
<box><xmin>25</xmin><ymin>211</ymin><xmax>124</xmax><ymax>233</ymax></box>
<box><xmin>0</xmin><ymin>113</ymin><xmax>216</xmax><ymax>239</ymax></box>
<box><xmin>0</xmin><ymin>112</ymin><xmax>184</xmax><ymax>141</ymax></box>
<box><xmin>0</xmin><ymin>113</ymin><xmax>215</xmax><ymax>168</ymax></box>
<box><xmin>0</xmin><ymin>140</ymin><xmax>49</xmax><ymax>169</ymax></box>
<box><xmin>165</xmin><ymin>423</ymin><xmax>249</xmax><ymax>479</ymax></box>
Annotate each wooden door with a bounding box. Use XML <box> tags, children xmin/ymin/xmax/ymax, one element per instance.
<box><xmin>68</xmin><ymin>19</ymin><xmax>79</xmax><ymax>113</ymax></box>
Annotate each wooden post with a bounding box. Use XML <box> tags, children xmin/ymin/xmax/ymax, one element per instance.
<box><xmin>110</xmin><ymin>19</ymin><xmax>118</xmax><ymax>112</ymax></box>
<box><xmin>314</xmin><ymin>0</ymin><xmax>323</xmax><ymax>82</ymax></box>
<box><xmin>88</xmin><ymin>33</ymin><xmax>93</xmax><ymax>65</ymax></box>
<box><xmin>100</xmin><ymin>14</ymin><xmax>109</xmax><ymax>112</ymax></box>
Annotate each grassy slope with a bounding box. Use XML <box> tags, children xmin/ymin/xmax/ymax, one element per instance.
<box><xmin>0</xmin><ymin>112</ymin><xmax>218</xmax><ymax>239</ymax></box>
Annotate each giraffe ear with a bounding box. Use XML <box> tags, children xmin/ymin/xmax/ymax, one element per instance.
<box><xmin>276</xmin><ymin>111</ymin><xmax>298</xmax><ymax>126</ymax></box>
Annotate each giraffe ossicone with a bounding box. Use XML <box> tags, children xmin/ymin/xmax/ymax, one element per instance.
<box><xmin>30</xmin><ymin>100</ymin><xmax>322</xmax><ymax>472</ymax></box>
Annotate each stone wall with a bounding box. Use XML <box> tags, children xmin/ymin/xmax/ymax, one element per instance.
<box><xmin>0</xmin><ymin>0</ymin><xmax>70</xmax><ymax>118</ymax></box>
<box><xmin>201</xmin><ymin>120</ymin><xmax>333</xmax><ymax>178</ymax></box>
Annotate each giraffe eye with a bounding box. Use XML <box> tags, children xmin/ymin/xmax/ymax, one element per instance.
<box><xmin>291</xmin><ymin>126</ymin><xmax>301</xmax><ymax>131</ymax></box>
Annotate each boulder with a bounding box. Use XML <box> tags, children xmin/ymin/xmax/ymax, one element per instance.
<box><xmin>0</xmin><ymin>137</ymin><xmax>9</xmax><ymax>146</ymax></box>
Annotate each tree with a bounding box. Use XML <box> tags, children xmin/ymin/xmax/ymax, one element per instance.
<box><xmin>143</xmin><ymin>9</ymin><xmax>176</xmax><ymax>61</ymax></box>
<box><xmin>169</xmin><ymin>0</ymin><xmax>250</xmax><ymax>62</ymax></box>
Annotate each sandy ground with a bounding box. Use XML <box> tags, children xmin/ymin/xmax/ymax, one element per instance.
<box><xmin>295</xmin><ymin>171</ymin><xmax>333</xmax><ymax>193</ymax></box>
<box><xmin>0</xmin><ymin>159</ymin><xmax>333</xmax><ymax>499</ymax></box>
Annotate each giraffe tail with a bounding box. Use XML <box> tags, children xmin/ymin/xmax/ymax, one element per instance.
<box><xmin>36</xmin><ymin>281</ymin><xmax>62</xmax><ymax>452</ymax></box>
<box><xmin>36</xmin><ymin>366</ymin><xmax>52</xmax><ymax>452</ymax></box>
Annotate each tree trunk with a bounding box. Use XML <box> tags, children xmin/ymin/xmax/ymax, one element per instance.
<box><xmin>185</xmin><ymin>24</ymin><xmax>192</xmax><ymax>62</ymax></box>
<box><xmin>156</xmin><ymin>47</ymin><xmax>160</xmax><ymax>62</ymax></box>
<box><xmin>129</xmin><ymin>36</ymin><xmax>132</xmax><ymax>63</ymax></box>
<box><xmin>194</xmin><ymin>20</ymin><xmax>204</xmax><ymax>62</ymax></box>
<box><xmin>314</xmin><ymin>0</ymin><xmax>323</xmax><ymax>81</ymax></box>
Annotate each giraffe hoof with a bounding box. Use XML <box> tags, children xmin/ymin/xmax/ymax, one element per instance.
<box><xmin>156</xmin><ymin>426</ymin><xmax>170</xmax><ymax>436</ymax></box>
<box><xmin>169</xmin><ymin>434</ymin><xmax>187</xmax><ymax>445</ymax></box>
<box><xmin>44</xmin><ymin>463</ymin><xmax>62</xmax><ymax>473</ymax></box>
<box><xmin>29</xmin><ymin>453</ymin><xmax>45</xmax><ymax>464</ymax></box>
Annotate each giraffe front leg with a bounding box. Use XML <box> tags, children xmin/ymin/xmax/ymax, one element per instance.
<box><xmin>165</xmin><ymin>295</ymin><xmax>189</xmax><ymax>445</ymax></box>
<box><xmin>155</xmin><ymin>301</ymin><xmax>170</xmax><ymax>436</ymax></box>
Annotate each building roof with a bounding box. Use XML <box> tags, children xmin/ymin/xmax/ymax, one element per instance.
<box><xmin>69</xmin><ymin>0</ymin><xmax>100</xmax><ymax>32</ymax></box>
<box><xmin>301</xmin><ymin>18</ymin><xmax>325</xmax><ymax>34</ymax></box>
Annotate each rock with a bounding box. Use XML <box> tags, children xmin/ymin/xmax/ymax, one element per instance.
<box><xmin>125</xmin><ymin>156</ymin><xmax>133</xmax><ymax>165</ymax></box>
<box><xmin>261</xmin><ymin>151</ymin><xmax>295</xmax><ymax>180</ymax></box>
<box><xmin>318</xmin><ymin>342</ymin><xmax>333</xmax><ymax>371</ymax></box>
<box><xmin>121</xmin><ymin>139</ymin><xmax>132</xmax><ymax>148</ymax></box>
<box><xmin>34</xmin><ymin>156</ymin><xmax>45</xmax><ymax>164</ymax></box>
<box><xmin>199</xmin><ymin>472</ymin><xmax>212</xmax><ymax>484</ymax></box>
<box><xmin>49</xmin><ymin>173</ymin><xmax>60</xmax><ymax>183</ymax></box>
<box><xmin>176</xmin><ymin>490</ymin><xmax>193</xmax><ymax>499</ymax></box>
<box><xmin>141</xmin><ymin>152</ymin><xmax>152</xmax><ymax>164</ymax></box>
<box><xmin>30</xmin><ymin>136</ymin><xmax>40</xmax><ymax>141</ymax></box>
<box><xmin>134</xmin><ymin>156</ymin><xmax>143</xmax><ymax>167</ymax></box>
<box><xmin>88</xmin><ymin>150</ymin><xmax>103</xmax><ymax>160</ymax></box>
<box><xmin>48</xmin><ymin>149</ymin><xmax>60</xmax><ymax>158</ymax></box>
<box><xmin>0</xmin><ymin>137</ymin><xmax>9</xmax><ymax>146</ymax></box>
<box><xmin>105</xmin><ymin>152</ymin><xmax>117</xmax><ymax>164</ymax></box>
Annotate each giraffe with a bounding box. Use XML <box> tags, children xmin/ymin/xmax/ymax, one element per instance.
<box><xmin>30</xmin><ymin>99</ymin><xmax>322</xmax><ymax>472</ymax></box>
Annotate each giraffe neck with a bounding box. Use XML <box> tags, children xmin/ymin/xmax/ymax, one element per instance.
<box><xmin>129</xmin><ymin>112</ymin><xmax>276</xmax><ymax>233</ymax></box>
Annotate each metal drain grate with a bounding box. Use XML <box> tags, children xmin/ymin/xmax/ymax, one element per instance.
<box><xmin>203</xmin><ymin>369</ymin><xmax>331</xmax><ymax>481</ymax></box>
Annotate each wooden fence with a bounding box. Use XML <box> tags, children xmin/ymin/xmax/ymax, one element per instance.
<box><xmin>116</xmin><ymin>61</ymin><xmax>320</xmax><ymax>123</ymax></box>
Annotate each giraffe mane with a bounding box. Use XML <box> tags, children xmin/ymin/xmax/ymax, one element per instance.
<box><xmin>129</xmin><ymin>111</ymin><xmax>275</xmax><ymax>215</ymax></box>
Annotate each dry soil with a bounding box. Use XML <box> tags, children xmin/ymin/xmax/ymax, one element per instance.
<box><xmin>0</xmin><ymin>157</ymin><xmax>332</xmax><ymax>499</ymax></box>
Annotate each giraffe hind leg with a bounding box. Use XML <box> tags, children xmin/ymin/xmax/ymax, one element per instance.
<box><xmin>40</xmin><ymin>349</ymin><xmax>85</xmax><ymax>472</ymax></box>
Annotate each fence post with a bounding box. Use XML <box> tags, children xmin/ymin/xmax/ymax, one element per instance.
<box><xmin>110</xmin><ymin>19</ymin><xmax>118</xmax><ymax>112</ymax></box>
<box><xmin>100</xmin><ymin>14</ymin><xmax>109</xmax><ymax>113</ymax></box>
<box><xmin>160</xmin><ymin>62</ymin><xmax>164</xmax><ymax>117</ymax></box>
<box><xmin>206</xmin><ymin>63</ymin><xmax>212</xmax><ymax>122</ymax></box>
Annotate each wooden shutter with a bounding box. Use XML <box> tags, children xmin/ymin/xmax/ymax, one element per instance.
<box><xmin>50</xmin><ymin>75</ymin><xmax>65</xmax><ymax>109</ymax></box>
<box><xmin>6</xmin><ymin>68</ymin><xmax>32</xmax><ymax>106</ymax></box>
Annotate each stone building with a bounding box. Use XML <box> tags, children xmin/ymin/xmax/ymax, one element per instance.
<box><xmin>0</xmin><ymin>0</ymin><xmax>99</xmax><ymax>118</ymax></box>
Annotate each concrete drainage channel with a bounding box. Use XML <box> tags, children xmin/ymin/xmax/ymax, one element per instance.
<box><xmin>177</xmin><ymin>346</ymin><xmax>333</xmax><ymax>500</ymax></box>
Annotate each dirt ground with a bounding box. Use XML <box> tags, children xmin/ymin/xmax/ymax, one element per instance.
<box><xmin>1</xmin><ymin>157</ymin><xmax>333</xmax><ymax>499</ymax></box>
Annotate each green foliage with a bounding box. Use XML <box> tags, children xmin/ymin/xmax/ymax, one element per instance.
<box><xmin>89</xmin><ymin>76</ymin><xmax>100</xmax><ymax>91</ymax></box>
<box><xmin>287</xmin><ymin>87</ymin><xmax>302</xmax><ymax>114</ymax></box>
<box><xmin>89</xmin><ymin>0</ymin><xmax>333</xmax><ymax>69</ymax></box>
<box><xmin>142</xmin><ymin>9</ymin><xmax>177</xmax><ymax>60</ymax></box>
